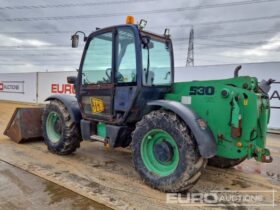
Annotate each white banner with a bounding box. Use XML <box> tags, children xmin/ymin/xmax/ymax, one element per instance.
<box><xmin>0</xmin><ymin>73</ymin><xmax>37</xmax><ymax>103</ymax></box>
<box><xmin>37</xmin><ymin>71</ymin><xmax>77</xmax><ymax>103</ymax></box>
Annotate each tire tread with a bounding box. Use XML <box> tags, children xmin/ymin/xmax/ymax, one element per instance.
<box><xmin>42</xmin><ymin>100</ymin><xmax>81</xmax><ymax>155</ymax></box>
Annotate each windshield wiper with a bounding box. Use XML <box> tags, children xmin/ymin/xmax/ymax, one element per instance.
<box><xmin>82</xmin><ymin>72</ymin><xmax>91</xmax><ymax>84</ymax></box>
<box><xmin>164</xmin><ymin>71</ymin><xmax>171</xmax><ymax>80</ymax></box>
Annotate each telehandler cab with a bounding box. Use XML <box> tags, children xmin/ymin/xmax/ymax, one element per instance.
<box><xmin>5</xmin><ymin>16</ymin><xmax>273</xmax><ymax>192</ymax></box>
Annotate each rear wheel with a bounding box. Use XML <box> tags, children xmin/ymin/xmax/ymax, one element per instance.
<box><xmin>132</xmin><ymin>110</ymin><xmax>207</xmax><ymax>192</ymax></box>
<box><xmin>208</xmin><ymin>156</ymin><xmax>247</xmax><ymax>168</ymax></box>
<box><xmin>42</xmin><ymin>100</ymin><xmax>81</xmax><ymax>155</ymax></box>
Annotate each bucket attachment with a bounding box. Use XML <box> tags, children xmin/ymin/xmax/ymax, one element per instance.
<box><xmin>4</xmin><ymin>108</ymin><xmax>44</xmax><ymax>143</ymax></box>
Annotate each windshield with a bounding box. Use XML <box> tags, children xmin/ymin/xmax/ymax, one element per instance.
<box><xmin>142</xmin><ymin>36</ymin><xmax>172</xmax><ymax>86</ymax></box>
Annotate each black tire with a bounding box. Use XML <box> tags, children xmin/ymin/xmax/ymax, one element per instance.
<box><xmin>42</xmin><ymin>100</ymin><xmax>81</xmax><ymax>155</ymax></box>
<box><xmin>131</xmin><ymin>110</ymin><xmax>207</xmax><ymax>192</ymax></box>
<box><xmin>208</xmin><ymin>156</ymin><xmax>246</xmax><ymax>168</ymax></box>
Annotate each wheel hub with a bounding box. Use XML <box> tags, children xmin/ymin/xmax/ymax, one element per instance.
<box><xmin>140</xmin><ymin>129</ymin><xmax>179</xmax><ymax>177</ymax></box>
<box><xmin>54</xmin><ymin>119</ymin><xmax>62</xmax><ymax>134</ymax></box>
<box><xmin>154</xmin><ymin>141</ymin><xmax>174</xmax><ymax>163</ymax></box>
<box><xmin>46</xmin><ymin>111</ymin><xmax>62</xmax><ymax>143</ymax></box>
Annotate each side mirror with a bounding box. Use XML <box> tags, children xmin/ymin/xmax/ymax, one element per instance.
<box><xmin>142</xmin><ymin>36</ymin><xmax>150</xmax><ymax>48</ymax></box>
<box><xmin>67</xmin><ymin>76</ymin><xmax>77</xmax><ymax>84</ymax></box>
<box><xmin>147</xmin><ymin>41</ymin><xmax>154</xmax><ymax>49</ymax></box>
<box><xmin>142</xmin><ymin>36</ymin><xmax>154</xmax><ymax>49</ymax></box>
<box><xmin>71</xmin><ymin>34</ymin><xmax>79</xmax><ymax>48</ymax></box>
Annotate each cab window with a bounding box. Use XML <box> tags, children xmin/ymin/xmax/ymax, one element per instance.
<box><xmin>142</xmin><ymin>38</ymin><xmax>172</xmax><ymax>86</ymax></box>
<box><xmin>82</xmin><ymin>32</ymin><xmax>113</xmax><ymax>85</ymax></box>
<box><xmin>116</xmin><ymin>28</ymin><xmax>137</xmax><ymax>84</ymax></box>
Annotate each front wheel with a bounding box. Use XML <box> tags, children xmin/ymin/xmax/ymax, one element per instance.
<box><xmin>42</xmin><ymin>100</ymin><xmax>81</xmax><ymax>155</ymax></box>
<box><xmin>132</xmin><ymin>110</ymin><xmax>207</xmax><ymax>192</ymax></box>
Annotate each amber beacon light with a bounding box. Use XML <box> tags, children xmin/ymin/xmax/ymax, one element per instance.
<box><xmin>126</xmin><ymin>16</ymin><xmax>135</xmax><ymax>24</ymax></box>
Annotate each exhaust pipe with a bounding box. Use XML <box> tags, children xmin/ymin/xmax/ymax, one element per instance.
<box><xmin>234</xmin><ymin>65</ymin><xmax>242</xmax><ymax>78</ymax></box>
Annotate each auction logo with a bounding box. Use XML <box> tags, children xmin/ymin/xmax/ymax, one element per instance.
<box><xmin>0</xmin><ymin>81</ymin><xmax>24</xmax><ymax>93</ymax></box>
<box><xmin>166</xmin><ymin>190</ymin><xmax>277</xmax><ymax>207</ymax></box>
<box><xmin>51</xmin><ymin>84</ymin><xmax>75</xmax><ymax>94</ymax></box>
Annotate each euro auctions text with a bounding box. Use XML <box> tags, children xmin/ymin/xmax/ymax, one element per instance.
<box><xmin>166</xmin><ymin>190</ymin><xmax>277</xmax><ymax>207</ymax></box>
<box><xmin>51</xmin><ymin>84</ymin><xmax>75</xmax><ymax>94</ymax></box>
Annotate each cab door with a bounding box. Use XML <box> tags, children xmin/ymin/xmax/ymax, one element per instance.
<box><xmin>113</xmin><ymin>26</ymin><xmax>138</xmax><ymax>123</ymax></box>
<box><xmin>78</xmin><ymin>30</ymin><xmax>115</xmax><ymax>122</ymax></box>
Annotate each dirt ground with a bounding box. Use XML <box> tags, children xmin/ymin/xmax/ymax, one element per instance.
<box><xmin>0</xmin><ymin>161</ymin><xmax>110</xmax><ymax>210</ymax></box>
<box><xmin>0</xmin><ymin>101</ymin><xmax>279</xmax><ymax>210</ymax></box>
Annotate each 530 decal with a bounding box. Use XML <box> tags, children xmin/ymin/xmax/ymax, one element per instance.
<box><xmin>189</xmin><ymin>86</ymin><xmax>215</xmax><ymax>95</ymax></box>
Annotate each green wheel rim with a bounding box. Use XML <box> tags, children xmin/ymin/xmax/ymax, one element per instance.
<box><xmin>141</xmin><ymin>129</ymin><xmax>179</xmax><ymax>177</ymax></box>
<box><xmin>46</xmin><ymin>111</ymin><xmax>62</xmax><ymax>143</ymax></box>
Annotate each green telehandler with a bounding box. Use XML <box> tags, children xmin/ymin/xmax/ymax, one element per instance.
<box><xmin>4</xmin><ymin>17</ymin><xmax>273</xmax><ymax>192</ymax></box>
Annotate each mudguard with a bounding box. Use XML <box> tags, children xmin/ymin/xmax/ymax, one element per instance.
<box><xmin>45</xmin><ymin>95</ymin><xmax>82</xmax><ymax>123</ymax></box>
<box><xmin>148</xmin><ymin>100</ymin><xmax>217</xmax><ymax>158</ymax></box>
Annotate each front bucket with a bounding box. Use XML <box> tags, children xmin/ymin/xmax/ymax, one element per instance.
<box><xmin>4</xmin><ymin>108</ymin><xmax>44</xmax><ymax>143</ymax></box>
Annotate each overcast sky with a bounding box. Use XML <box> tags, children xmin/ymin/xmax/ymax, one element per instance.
<box><xmin>0</xmin><ymin>0</ymin><xmax>279</xmax><ymax>73</ymax></box>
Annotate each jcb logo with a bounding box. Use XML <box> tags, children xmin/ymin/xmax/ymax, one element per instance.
<box><xmin>0</xmin><ymin>83</ymin><xmax>3</xmax><ymax>91</ymax></box>
<box><xmin>91</xmin><ymin>98</ymin><xmax>105</xmax><ymax>113</ymax></box>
